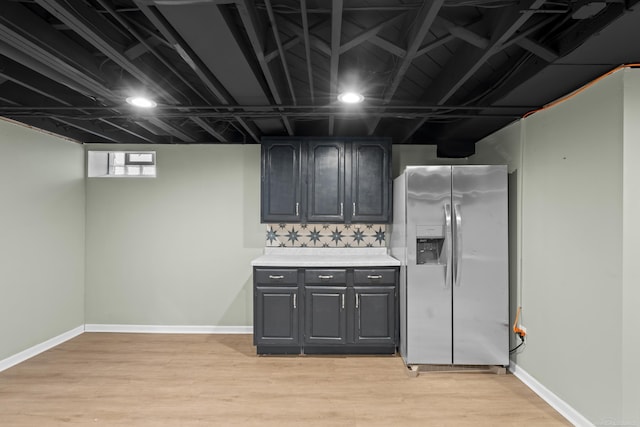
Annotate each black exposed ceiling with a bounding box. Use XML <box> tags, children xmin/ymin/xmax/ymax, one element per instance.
<box><xmin>1</xmin><ymin>0</ymin><xmax>639</xmax><ymax>156</ymax></box>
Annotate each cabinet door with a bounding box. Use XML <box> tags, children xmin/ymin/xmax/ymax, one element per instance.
<box><xmin>304</xmin><ymin>286</ymin><xmax>347</xmax><ymax>344</ymax></box>
<box><xmin>353</xmin><ymin>286</ymin><xmax>396</xmax><ymax>345</ymax></box>
<box><xmin>349</xmin><ymin>139</ymin><xmax>391</xmax><ymax>223</ymax></box>
<box><xmin>261</xmin><ymin>140</ymin><xmax>302</xmax><ymax>223</ymax></box>
<box><xmin>254</xmin><ymin>286</ymin><xmax>299</xmax><ymax>346</ymax></box>
<box><xmin>306</xmin><ymin>140</ymin><xmax>345</xmax><ymax>223</ymax></box>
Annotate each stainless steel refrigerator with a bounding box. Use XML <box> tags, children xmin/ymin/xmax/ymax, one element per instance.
<box><xmin>390</xmin><ymin>165</ymin><xmax>509</xmax><ymax>366</ymax></box>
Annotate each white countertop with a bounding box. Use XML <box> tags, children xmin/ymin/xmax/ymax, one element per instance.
<box><xmin>251</xmin><ymin>247</ymin><xmax>400</xmax><ymax>267</ymax></box>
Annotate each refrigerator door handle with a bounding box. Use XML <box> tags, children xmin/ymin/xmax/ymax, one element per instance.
<box><xmin>454</xmin><ymin>203</ymin><xmax>462</xmax><ymax>287</ymax></box>
<box><xmin>444</xmin><ymin>203</ymin><xmax>452</xmax><ymax>289</ymax></box>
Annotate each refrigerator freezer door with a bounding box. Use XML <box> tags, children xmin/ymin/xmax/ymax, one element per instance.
<box><xmin>405</xmin><ymin>166</ymin><xmax>452</xmax><ymax>364</ymax></box>
<box><xmin>451</xmin><ymin>165</ymin><xmax>509</xmax><ymax>366</ymax></box>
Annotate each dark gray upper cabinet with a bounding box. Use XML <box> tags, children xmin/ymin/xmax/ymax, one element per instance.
<box><xmin>261</xmin><ymin>140</ymin><xmax>302</xmax><ymax>223</ymax></box>
<box><xmin>306</xmin><ymin>140</ymin><xmax>345</xmax><ymax>223</ymax></box>
<box><xmin>260</xmin><ymin>137</ymin><xmax>391</xmax><ymax>224</ymax></box>
<box><xmin>348</xmin><ymin>139</ymin><xmax>391</xmax><ymax>223</ymax></box>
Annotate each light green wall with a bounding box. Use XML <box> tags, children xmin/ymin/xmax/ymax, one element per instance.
<box><xmin>82</xmin><ymin>143</ymin><xmax>459</xmax><ymax>327</ymax></box>
<box><xmin>473</xmin><ymin>121</ymin><xmax>522</xmax><ymax>172</ymax></box>
<box><xmin>474</xmin><ymin>70</ymin><xmax>640</xmax><ymax>426</ymax></box>
<box><xmin>0</xmin><ymin>118</ymin><xmax>85</xmax><ymax>360</ymax></box>
<box><xmin>622</xmin><ymin>70</ymin><xmax>640</xmax><ymax>427</ymax></box>
<box><xmin>84</xmin><ymin>144</ymin><xmax>264</xmax><ymax>326</ymax></box>
<box><xmin>521</xmin><ymin>71</ymin><xmax>623</xmax><ymax>424</ymax></box>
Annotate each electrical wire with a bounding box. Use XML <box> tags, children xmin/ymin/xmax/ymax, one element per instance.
<box><xmin>509</xmin><ymin>335</ymin><xmax>525</xmax><ymax>353</ymax></box>
<box><xmin>510</xmin><ymin>306</ymin><xmax>526</xmax><ymax>354</ymax></box>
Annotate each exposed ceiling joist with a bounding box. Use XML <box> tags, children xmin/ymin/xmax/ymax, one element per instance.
<box><xmin>53</xmin><ymin>117</ymin><xmax>121</xmax><ymax>142</ymax></box>
<box><xmin>364</xmin><ymin>0</ymin><xmax>444</xmax><ymax>135</ymax></box>
<box><xmin>96</xmin><ymin>118</ymin><xmax>156</xmax><ymax>143</ymax></box>
<box><xmin>0</xmin><ymin>60</ymin><xmax>85</xmax><ymax>106</ymax></box>
<box><xmin>517</xmin><ymin>37</ymin><xmax>559</xmax><ymax>63</ymax></box>
<box><xmin>124</xmin><ymin>36</ymin><xmax>161</xmax><ymax>60</ymax></box>
<box><xmin>278</xmin><ymin>18</ymin><xmax>332</xmax><ymax>57</ymax></box>
<box><xmin>328</xmin><ymin>0</ymin><xmax>343</xmax><ymax>135</ymax></box>
<box><xmin>368</xmin><ymin>36</ymin><xmax>406</xmax><ymax>58</ymax></box>
<box><xmin>133</xmin><ymin>0</ymin><xmax>258</xmax><ymax>142</ymax></box>
<box><xmin>1</xmin><ymin>60</ymin><xmax>154</xmax><ymax>142</ymax></box>
<box><xmin>340</xmin><ymin>12</ymin><xmax>406</xmax><ymax>54</ymax></box>
<box><xmin>461</xmin><ymin>2</ymin><xmax>640</xmax><ymax>112</ymax></box>
<box><xmin>415</xmin><ymin>33</ymin><xmax>455</xmax><ymax>57</ymax></box>
<box><xmin>0</xmin><ymin>3</ymin><xmax>113</xmax><ymax>100</ymax></box>
<box><xmin>422</xmin><ymin>0</ymin><xmax>547</xmax><ymax>107</ymax></box>
<box><xmin>381</xmin><ymin>0</ymin><xmax>445</xmax><ymax>104</ymax></box>
<box><xmin>235</xmin><ymin>0</ymin><xmax>294</xmax><ymax>135</ymax></box>
<box><xmin>1</xmin><ymin>0</ymin><xmax>638</xmax><ymax>153</ymax></box>
<box><xmin>190</xmin><ymin>117</ymin><xmax>228</xmax><ymax>143</ymax></box>
<box><xmin>133</xmin><ymin>1</ymin><xmax>230</xmax><ymax>103</ymax></box>
<box><xmin>29</xmin><ymin>0</ymin><xmax>233</xmax><ymax>143</ymax></box>
<box><xmin>264</xmin><ymin>0</ymin><xmax>297</xmax><ymax>105</ymax></box>
<box><xmin>300</xmin><ymin>0</ymin><xmax>315</xmax><ymax>103</ymax></box>
<box><xmin>449</xmin><ymin>25</ymin><xmax>489</xmax><ymax>49</ymax></box>
<box><xmin>146</xmin><ymin>117</ymin><xmax>196</xmax><ymax>142</ymax></box>
<box><xmin>98</xmin><ymin>0</ymin><xmax>240</xmax><ymax>143</ymax></box>
<box><xmin>34</xmin><ymin>0</ymin><xmax>178</xmax><ymax>102</ymax></box>
<box><xmin>265</xmin><ymin>35</ymin><xmax>301</xmax><ymax>63</ymax></box>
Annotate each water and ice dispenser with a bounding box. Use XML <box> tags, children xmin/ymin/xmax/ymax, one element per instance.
<box><xmin>415</xmin><ymin>225</ymin><xmax>445</xmax><ymax>265</ymax></box>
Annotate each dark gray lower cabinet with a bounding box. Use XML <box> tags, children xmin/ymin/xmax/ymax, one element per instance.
<box><xmin>354</xmin><ymin>286</ymin><xmax>395</xmax><ymax>344</ymax></box>
<box><xmin>254</xmin><ymin>286</ymin><xmax>298</xmax><ymax>346</ymax></box>
<box><xmin>304</xmin><ymin>286</ymin><xmax>347</xmax><ymax>345</ymax></box>
<box><xmin>253</xmin><ymin>267</ymin><xmax>398</xmax><ymax>355</ymax></box>
<box><xmin>253</xmin><ymin>268</ymin><xmax>300</xmax><ymax>353</ymax></box>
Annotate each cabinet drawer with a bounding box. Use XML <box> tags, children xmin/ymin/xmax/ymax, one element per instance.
<box><xmin>255</xmin><ymin>269</ymin><xmax>298</xmax><ymax>284</ymax></box>
<box><xmin>353</xmin><ymin>269</ymin><xmax>396</xmax><ymax>285</ymax></box>
<box><xmin>304</xmin><ymin>269</ymin><xmax>347</xmax><ymax>284</ymax></box>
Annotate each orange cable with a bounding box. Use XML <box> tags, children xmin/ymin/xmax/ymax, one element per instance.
<box><xmin>522</xmin><ymin>63</ymin><xmax>640</xmax><ymax>119</ymax></box>
<box><xmin>513</xmin><ymin>306</ymin><xmax>526</xmax><ymax>337</ymax></box>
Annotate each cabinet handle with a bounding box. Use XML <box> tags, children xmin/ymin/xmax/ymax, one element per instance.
<box><xmin>295</xmin><ymin>202</ymin><xmax>299</xmax><ymax>216</ymax></box>
<box><xmin>293</xmin><ymin>293</ymin><xmax>297</xmax><ymax>309</ymax></box>
<box><xmin>367</xmin><ymin>275</ymin><xmax>383</xmax><ymax>279</ymax></box>
<box><xmin>341</xmin><ymin>294</ymin><xmax>345</xmax><ymax>310</ymax></box>
<box><xmin>352</xmin><ymin>202</ymin><xmax>356</xmax><ymax>216</ymax></box>
<box><xmin>340</xmin><ymin>202</ymin><xmax>343</xmax><ymax>217</ymax></box>
<box><xmin>318</xmin><ymin>275</ymin><xmax>334</xmax><ymax>279</ymax></box>
<box><xmin>268</xmin><ymin>275</ymin><xmax>284</xmax><ymax>279</ymax></box>
<box><xmin>355</xmin><ymin>293</ymin><xmax>359</xmax><ymax>309</ymax></box>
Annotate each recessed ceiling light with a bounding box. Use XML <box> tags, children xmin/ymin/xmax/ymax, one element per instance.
<box><xmin>126</xmin><ymin>96</ymin><xmax>157</xmax><ymax>108</ymax></box>
<box><xmin>338</xmin><ymin>92</ymin><xmax>364</xmax><ymax>104</ymax></box>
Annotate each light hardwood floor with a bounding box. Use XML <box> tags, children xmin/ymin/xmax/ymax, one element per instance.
<box><xmin>0</xmin><ymin>333</ymin><xmax>570</xmax><ymax>426</ymax></box>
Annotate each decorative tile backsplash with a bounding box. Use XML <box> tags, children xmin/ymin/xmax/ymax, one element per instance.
<box><xmin>266</xmin><ymin>224</ymin><xmax>386</xmax><ymax>247</ymax></box>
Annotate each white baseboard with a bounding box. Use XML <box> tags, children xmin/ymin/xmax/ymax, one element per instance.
<box><xmin>0</xmin><ymin>325</ymin><xmax>85</xmax><ymax>373</ymax></box>
<box><xmin>84</xmin><ymin>324</ymin><xmax>253</xmax><ymax>334</ymax></box>
<box><xmin>1</xmin><ymin>324</ymin><xmax>252</xmax><ymax>371</ymax></box>
<box><xmin>509</xmin><ymin>361</ymin><xmax>594</xmax><ymax>427</ymax></box>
